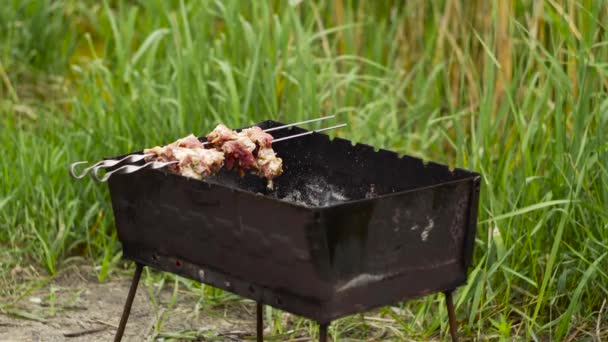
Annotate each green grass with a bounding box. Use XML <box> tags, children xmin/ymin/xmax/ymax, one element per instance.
<box><xmin>1</xmin><ymin>0</ymin><xmax>607</xmax><ymax>340</ymax></box>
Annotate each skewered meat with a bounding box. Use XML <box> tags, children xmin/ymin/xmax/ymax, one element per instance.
<box><xmin>171</xmin><ymin>147</ymin><xmax>225</xmax><ymax>180</ymax></box>
<box><xmin>206</xmin><ymin>125</ymin><xmax>257</xmax><ymax>175</ymax></box>
<box><xmin>146</xmin><ymin>125</ymin><xmax>283</xmax><ymax>186</ymax></box>
<box><xmin>173</xmin><ymin>134</ymin><xmax>206</xmax><ymax>149</ymax></box>
<box><xmin>221</xmin><ymin>136</ymin><xmax>257</xmax><ymax>175</ymax></box>
<box><xmin>236</xmin><ymin>127</ymin><xmax>282</xmax><ymax>187</ymax></box>
<box><xmin>206</xmin><ymin>124</ymin><xmax>238</xmax><ymax>146</ymax></box>
<box><xmin>255</xmin><ymin>147</ymin><xmax>283</xmax><ymax>189</ymax></box>
<box><xmin>144</xmin><ymin>134</ymin><xmax>225</xmax><ymax>180</ymax></box>
<box><xmin>205</xmin><ymin>124</ymin><xmax>283</xmax><ymax>186</ymax></box>
<box><xmin>238</xmin><ymin>126</ymin><xmax>273</xmax><ymax>148</ymax></box>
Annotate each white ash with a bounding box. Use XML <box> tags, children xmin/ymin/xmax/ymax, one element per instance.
<box><xmin>280</xmin><ymin>177</ymin><xmax>350</xmax><ymax>207</ymax></box>
<box><xmin>365</xmin><ymin>183</ymin><xmax>378</xmax><ymax>199</ymax></box>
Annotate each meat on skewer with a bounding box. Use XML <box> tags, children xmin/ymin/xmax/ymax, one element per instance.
<box><xmin>220</xmin><ymin>136</ymin><xmax>257</xmax><ymax>175</ymax></box>
<box><xmin>205</xmin><ymin>125</ymin><xmax>283</xmax><ymax>187</ymax></box>
<box><xmin>238</xmin><ymin>126</ymin><xmax>273</xmax><ymax>148</ymax></box>
<box><xmin>144</xmin><ymin>125</ymin><xmax>283</xmax><ymax>187</ymax></box>
<box><xmin>205</xmin><ymin>124</ymin><xmax>238</xmax><ymax>146</ymax></box>
<box><xmin>239</xmin><ymin>127</ymin><xmax>283</xmax><ymax>187</ymax></box>
<box><xmin>255</xmin><ymin>147</ymin><xmax>283</xmax><ymax>189</ymax></box>
<box><xmin>144</xmin><ymin>134</ymin><xmax>225</xmax><ymax>180</ymax></box>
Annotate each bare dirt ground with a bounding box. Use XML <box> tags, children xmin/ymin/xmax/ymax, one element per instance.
<box><xmin>0</xmin><ymin>264</ymin><xmax>261</xmax><ymax>342</ymax></box>
<box><xmin>0</xmin><ymin>263</ymin><xmax>432</xmax><ymax>342</ymax></box>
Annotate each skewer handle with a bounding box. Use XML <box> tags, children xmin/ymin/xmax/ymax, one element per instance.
<box><xmin>93</xmin><ymin>160</ymin><xmax>178</xmax><ymax>182</ymax></box>
<box><xmin>69</xmin><ymin>154</ymin><xmax>153</xmax><ymax>179</ymax></box>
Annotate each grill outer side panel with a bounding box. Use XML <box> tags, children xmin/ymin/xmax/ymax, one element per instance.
<box><xmin>314</xmin><ymin>178</ymin><xmax>477</xmax><ymax>321</ymax></box>
<box><xmin>107</xmin><ymin>170</ymin><xmax>334</xmax><ymax>311</ymax></box>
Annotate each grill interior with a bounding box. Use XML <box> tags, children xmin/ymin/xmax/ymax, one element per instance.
<box><xmin>204</xmin><ymin>121</ymin><xmax>474</xmax><ymax>208</ymax></box>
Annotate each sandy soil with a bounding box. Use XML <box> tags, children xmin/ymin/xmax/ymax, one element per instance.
<box><xmin>0</xmin><ymin>265</ymin><xmax>259</xmax><ymax>342</ymax></box>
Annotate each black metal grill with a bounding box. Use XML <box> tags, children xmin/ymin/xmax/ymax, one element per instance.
<box><xmin>104</xmin><ymin>120</ymin><xmax>481</xmax><ymax>341</ymax></box>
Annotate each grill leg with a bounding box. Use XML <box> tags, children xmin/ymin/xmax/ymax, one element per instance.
<box><xmin>319</xmin><ymin>322</ymin><xmax>329</xmax><ymax>342</ymax></box>
<box><xmin>444</xmin><ymin>291</ymin><xmax>458</xmax><ymax>342</ymax></box>
<box><xmin>256</xmin><ymin>302</ymin><xmax>263</xmax><ymax>342</ymax></box>
<box><xmin>114</xmin><ymin>263</ymin><xmax>144</xmax><ymax>342</ymax></box>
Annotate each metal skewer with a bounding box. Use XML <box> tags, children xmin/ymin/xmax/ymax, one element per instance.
<box><xmin>69</xmin><ymin>115</ymin><xmax>336</xmax><ymax>179</ymax></box>
<box><xmin>199</xmin><ymin>115</ymin><xmax>336</xmax><ymax>145</ymax></box>
<box><xmin>259</xmin><ymin>115</ymin><xmax>336</xmax><ymax>133</ymax></box>
<box><xmin>90</xmin><ymin>122</ymin><xmax>347</xmax><ymax>182</ymax></box>
<box><xmin>272</xmin><ymin>123</ymin><xmax>347</xmax><ymax>143</ymax></box>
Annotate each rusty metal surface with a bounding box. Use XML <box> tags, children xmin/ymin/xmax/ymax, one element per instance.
<box><xmin>106</xmin><ymin>120</ymin><xmax>481</xmax><ymax>323</ymax></box>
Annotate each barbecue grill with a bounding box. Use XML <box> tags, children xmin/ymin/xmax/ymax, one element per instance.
<box><xmin>85</xmin><ymin>120</ymin><xmax>481</xmax><ymax>341</ymax></box>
